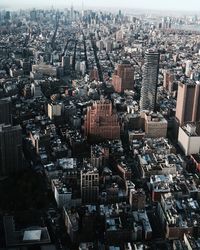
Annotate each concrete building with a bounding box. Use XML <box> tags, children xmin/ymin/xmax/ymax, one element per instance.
<box><xmin>150</xmin><ymin>175</ymin><xmax>172</xmax><ymax>202</ymax></box>
<box><xmin>140</xmin><ymin>50</ymin><xmax>160</xmax><ymax>111</ymax></box>
<box><xmin>178</xmin><ymin>123</ymin><xmax>200</xmax><ymax>156</ymax></box>
<box><xmin>105</xmin><ymin>40</ymin><xmax>113</xmax><ymax>52</ymax></box>
<box><xmin>157</xmin><ymin>193</ymin><xmax>198</xmax><ymax>240</ymax></box>
<box><xmin>117</xmin><ymin>161</ymin><xmax>132</xmax><ymax>180</ymax></box>
<box><xmin>48</xmin><ymin>102</ymin><xmax>62</xmax><ymax>120</ymax></box>
<box><xmin>144</xmin><ymin>112</ymin><xmax>168</xmax><ymax>138</ymax></box>
<box><xmin>51</xmin><ymin>179</ymin><xmax>72</xmax><ymax>208</ymax></box>
<box><xmin>3</xmin><ymin>216</ymin><xmax>51</xmax><ymax>248</ymax></box>
<box><xmin>185</xmin><ymin>60</ymin><xmax>193</xmax><ymax>78</ymax></box>
<box><xmin>191</xmin><ymin>153</ymin><xmax>200</xmax><ymax>171</ymax></box>
<box><xmin>62</xmin><ymin>55</ymin><xmax>70</xmax><ymax>75</ymax></box>
<box><xmin>0</xmin><ymin>124</ymin><xmax>23</xmax><ymax>176</ymax></box>
<box><xmin>80</xmin><ymin>165</ymin><xmax>99</xmax><ymax>204</ymax></box>
<box><xmin>176</xmin><ymin>82</ymin><xmax>200</xmax><ymax>126</ymax></box>
<box><xmin>32</xmin><ymin>64</ymin><xmax>57</xmax><ymax>77</ymax></box>
<box><xmin>89</xmin><ymin>67</ymin><xmax>99</xmax><ymax>81</ymax></box>
<box><xmin>116</xmin><ymin>30</ymin><xmax>123</xmax><ymax>42</ymax></box>
<box><xmin>129</xmin><ymin>189</ymin><xmax>146</xmax><ymax>210</ymax></box>
<box><xmin>0</xmin><ymin>98</ymin><xmax>12</xmax><ymax>124</ymax></box>
<box><xmin>84</xmin><ymin>99</ymin><xmax>120</xmax><ymax>141</ymax></box>
<box><xmin>163</xmin><ymin>69</ymin><xmax>174</xmax><ymax>93</ymax></box>
<box><xmin>63</xmin><ymin>207</ymin><xmax>79</xmax><ymax>243</ymax></box>
<box><xmin>91</xmin><ymin>144</ymin><xmax>109</xmax><ymax>169</ymax></box>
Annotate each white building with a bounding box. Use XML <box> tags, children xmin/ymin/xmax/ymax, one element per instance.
<box><xmin>48</xmin><ymin>102</ymin><xmax>62</xmax><ymax>120</ymax></box>
<box><xmin>52</xmin><ymin>179</ymin><xmax>72</xmax><ymax>208</ymax></box>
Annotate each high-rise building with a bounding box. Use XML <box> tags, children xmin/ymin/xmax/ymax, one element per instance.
<box><xmin>48</xmin><ymin>102</ymin><xmax>63</xmax><ymax>120</ymax></box>
<box><xmin>176</xmin><ymin>82</ymin><xmax>200</xmax><ymax>125</ymax></box>
<box><xmin>140</xmin><ymin>50</ymin><xmax>160</xmax><ymax>111</ymax></box>
<box><xmin>89</xmin><ymin>67</ymin><xmax>99</xmax><ymax>82</ymax></box>
<box><xmin>84</xmin><ymin>99</ymin><xmax>120</xmax><ymax>140</ymax></box>
<box><xmin>163</xmin><ymin>70</ymin><xmax>174</xmax><ymax>93</ymax></box>
<box><xmin>178</xmin><ymin>123</ymin><xmax>200</xmax><ymax>156</ymax></box>
<box><xmin>80</xmin><ymin>165</ymin><xmax>99</xmax><ymax>203</ymax></box>
<box><xmin>0</xmin><ymin>98</ymin><xmax>12</xmax><ymax>124</ymax></box>
<box><xmin>0</xmin><ymin>124</ymin><xmax>23</xmax><ymax>176</ymax></box>
<box><xmin>105</xmin><ymin>40</ymin><xmax>113</xmax><ymax>52</ymax></box>
<box><xmin>116</xmin><ymin>30</ymin><xmax>123</xmax><ymax>42</ymax></box>
<box><xmin>30</xmin><ymin>9</ymin><xmax>37</xmax><ymax>21</ymax></box>
<box><xmin>185</xmin><ymin>60</ymin><xmax>193</xmax><ymax>78</ymax></box>
<box><xmin>70</xmin><ymin>5</ymin><xmax>74</xmax><ymax>20</ymax></box>
<box><xmin>91</xmin><ymin>145</ymin><xmax>109</xmax><ymax>169</ymax></box>
<box><xmin>112</xmin><ymin>62</ymin><xmax>134</xmax><ymax>93</ymax></box>
<box><xmin>62</xmin><ymin>55</ymin><xmax>70</xmax><ymax>75</ymax></box>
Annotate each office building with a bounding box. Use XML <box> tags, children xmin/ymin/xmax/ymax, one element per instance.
<box><xmin>140</xmin><ymin>50</ymin><xmax>160</xmax><ymax>111</ymax></box>
<box><xmin>176</xmin><ymin>82</ymin><xmax>200</xmax><ymax>126</ymax></box>
<box><xmin>178</xmin><ymin>123</ymin><xmax>200</xmax><ymax>156</ymax></box>
<box><xmin>144</xmin><ymin>112</ymin><xmax>168</xmax><ymax>138</ymax></box>
<box><xmin>0</xmin><ymin>124</ymin><xmax>23</xmax><ymax>176</ymax></box>
<box><xmin>0</xmin><ymin>98</ymin><xmax>12</xmax><ymax>124</ymax></box>
<box><xmin>112</xmin><ymin>62</ymin><xmax>134</xmax><ymax>93</ymax></box>
<box><xmin>89</xmin><ymin>67</ymin><xmax>99</xmax><ymax>81</ymax></box>
<box><xmin>185</xmin><ymin>60</ymin><xmax>193</xmax><ymax>78</ymax></box>
<box><xmin>81</xmin><ymin>165</ymin><xmax>99</xmax><ymax>203</ymax></box>
<box><xmin>84</xmin><ymin>99</ymin><xmax>120</xmax><ymax>140</ymax></box>
<box><xmin>48</xmin><ymin>102</ymin><xmax>62</xmax><ymax>120</ymax></box>
<box><xmin>129</xmin><ymin>189</ymin><xmax>146</xmax><ymax>210</ymax></box>
<box><xmin>163</xmin><ymin>70</ymin><xmax>174</xmax><ymax>93</ymax></box>
<box><xmin>62</xmin><ymin>55</ymin><xmax>70</xmax><ymax>75</ymax></box>
<box><xmin>91</xmin><ymin>145</ymin><xmax>109</xmax><ymax>169</ymax></box>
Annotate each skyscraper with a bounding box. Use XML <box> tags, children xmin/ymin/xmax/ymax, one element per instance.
<box><xmin>112</xmin><ymin>62</ymin><xmax>134</xmax><ymax>93</ymax></box>
<box><xmin>140</xmin><ymin>50</ymin><xmax>160</xmax><ymax>111</ymax></box>
<box><xmin>176</xmin><ymin>81</ymin><xmax>200</xmax><ymax>125</ymax></box>
<box><xmin>80</xmin><ymin>165</ymin><xmax>99</xmax><ymax>203</ymax></box>
<box><xmin>0</xmin><ymin>124</ymin><xmax>23</xmax><ymax>176</ymax></box>
<box><xmin>0</xmin><ymin>98</ymin><xmax>12</xmax><ymax>125</ymax></box>
<box><xmin>62</xmin><ymin>55</ymin><xmax>70</xmax><ymax>76</ymax></box>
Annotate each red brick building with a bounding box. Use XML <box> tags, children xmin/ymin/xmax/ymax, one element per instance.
<box><xmin>84</xmin><ymin>99</ymin><xmax>120</xmax><ymax>140</ymax></box>
<box><xmin>112</xmin><ymin>63</ymin><xmax>134</xmax><ymax>93</ymax></box>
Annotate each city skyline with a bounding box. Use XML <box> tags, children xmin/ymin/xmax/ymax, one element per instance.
<box><xmin>1</xmin><ymin>3</ymin><xmax>200</xmax><ymax>249</ymax></box>
<box><xmin>1</xmin><ymin>0</ymin><xmax>200</xmax><ymax>12</ymax></box>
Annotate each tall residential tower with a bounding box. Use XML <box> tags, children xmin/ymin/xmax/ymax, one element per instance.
<box><xmin>140</xmin><ymin>50</ymin><xmax>160</xmax><ymax>111</ymax></box>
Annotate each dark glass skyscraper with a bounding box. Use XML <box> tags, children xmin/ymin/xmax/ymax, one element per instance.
<box><xmin>0</xmin><ymin>98</ymin><xmax>12</xmax><ymax>125</ymax></box>
<box><xmin>140</xmin><ymin>50</ymin><xmax>160</xmax><ymax>111</ymax></box>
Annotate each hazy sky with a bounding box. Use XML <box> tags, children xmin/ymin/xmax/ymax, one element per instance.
<box><xmin>1</xmin><ymin>0</ymin><xmax>200</xmax><ymax>11</ymax></box>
